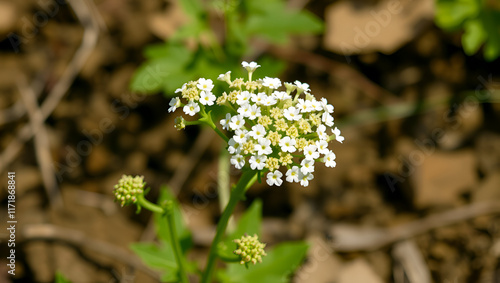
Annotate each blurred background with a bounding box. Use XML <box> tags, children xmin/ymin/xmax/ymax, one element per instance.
<box><xmin>1</xmin><ymin>0</ymin><xmax>500</xmax><ymax>282</ymax></box>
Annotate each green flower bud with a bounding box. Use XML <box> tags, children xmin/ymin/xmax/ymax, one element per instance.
<box><xmin>233</xmin><ymin>234</ymin><xmax>267</xmax><ymax>265</ymax></box>
<box><xmin>113</xmin><ymin>175</ymin><xmax>146</xmax><ymax>207</ymax></box>
<box><xmin>174</xmin><ymin>116</ymin><xmax>186</xmax><ymax>130</ymax></box>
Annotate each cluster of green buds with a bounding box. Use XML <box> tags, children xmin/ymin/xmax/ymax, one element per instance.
<box><xmin>113</xmin><ymin>175</ymin><xmax>146</xmax><ymax>207</ymax></box>
<box><xmin>233</xmin><ymin>234</ymin><xmax>267</xmax><ymax>265</ymax></box>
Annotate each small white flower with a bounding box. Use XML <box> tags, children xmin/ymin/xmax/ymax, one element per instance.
<box><xmin>283</xmin><ymin>106</ymin><xmax>302</xmax><ymax>121</ymax></box>
<box><xmin>251</xmin><ymin>92</ymin><xmax>268</xmax><ymax>105</ymax></box>
<box><xmin>249</xmin><ymin>124</ymin><xmax>267</xmax><ymax>140</ymax></box>
<box><xmin>200</xmin><ymin>91</ymin><xmax>216</xmax><ymax>106</ymax></box>
<box><xmin>263</xmin><ymin>96</ymin><xmax>277</xmax><ymax>106</ymax></box>
<box><xmin>297</xmin><ymin>99</ymin><xmax>311</xmax><ymax>113</ymax></box>
<box><xmin>231</xmin><ymin>154</ymin><xmax>245</xmax><ymax>169</ymax></box>
<box><xmin>303</xmin><ymin>145</ymin><xmax>320</xmax><ymax>160</ymax></box>
<box><xmin>298</xmin><ymin>171</ymin><xmax>314</xmax><ymax>187</ymax></box>
<box><xmin>286</xmin><ymin>166</ymin><xmax>300</xmax><ymax>183</ymax></box>
<box><xmin>310</xmin><ymin>100</ymin><xmax>322</xmax><ymax>112</ymax></box>
<box><xmin>217</xmin><ymin>71</ymin><xmax>231</xmax><ymax>83</ymax></box>
<box><xmin>183</xmin><ymin>101</ymin><xmax>200</xmax><ymax>116</ymax></box>
<box><xmin>228</xmin><ymin>138</ymin><xmax>241</xmax><ymax>154</ymax></box>
<box><xmin>273</xmin><ymin>91</ymin><xmax>291</xmax><ymax>100</ymax></box>
<box><xmin>249</xmin><ymin>155</ymin><xmax>267</xmax><ymax>170</ymax></box>
<box><xmin>220</xmin><ymin>113</ymin><xmax>232</xmax><ymax>130</ymax></box>
<box><xmin>175</xmin><ymin>83</ymin><xmax>187</xmax><ymax>94</ymax></box>
<box><xmin>248</xmin><ymin>104</ymin><xmax>262</xmax><ymax>120</ymax></box>
<box><xmin>300</xmin><ymin>158</ymin><xmax>315</xmax><ymax>174</ymax></box>
<box><xmin>279</xmin><ymin>136</ymin><xmax>296</xmax><ymax>153</ymax></box>
<box><xmin>242</xmin><ymin>61</ymin><xmax>260</xmax><ymax>72</ymax></box>
<box><xmin>316</xmin><ymin>140</ymin><xmax>329</xmax><ymax>154</ymax></box>
<box><xmin>266</xmin><ymin>170</ymin><xmax>283</xmax><ymax>186</ymax></box>
<box><xmin>168</xmin><ymin>97</ymin><xmax>181</xmax><ymax>113</ymax></box>
<box><xmin>233</xmin><ymin>129</ymin><xmax>248</xmax><ymax>143</ymax></box>
<box><xmin>320</xmin><ymin>98</ymin><xmax>334</xmax><ymax>113</ymax></box>
<box><xmin>263</xmin><ymin>77</ymin><xmax>282</xmax><ymax>89</ymax></box>
<box><xmin>237</xmin><ymin>103</ymin><xmax>251</xmax><ymax>117</ymax></box>
<box><xmin>197</xmin><ymin>78</ymin><xmax>214</xmax><ymax>92</ymax></box>
<box><xmin>323</xmin><ymin>151</ymin><xmax>336</xmax><ymax>167</ymax></box>
<box><xmin>332</xmin><ymin>127</ymin><xmax>344</xmax><ymax>143</ymax></box>
<box><xmin>237</xmin><ymin>91</ymin><xmax>252</xmax><ymax>105</ymax></box>
<box><xmin>295</xmin><ymin>80</ymin><xmax>310</xmax><ymax>93</ymax></box>
<box><xmin>255</xmin><ymin>138</ymin><xmax>272</xmax><ymax>155</ymax></box>
<box><xmin>322</xmin><ymin>112</ymin><xmax>334</xmax><ymax>127</ymax></box>
<box><xmin>317</xmin><ymin>125</ymin><xmax>329</xmax><ymax>141</ymax></box>
<box><xmin>229</xmin><ymin>115</ymin><xmax>245</xmax><ymax>130</ymax></box>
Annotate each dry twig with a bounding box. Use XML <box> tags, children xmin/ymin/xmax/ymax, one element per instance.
<box><xmin>330</xmin><ymin>200</ymin><xmax>500</xmax><ymax>252</ymax></box>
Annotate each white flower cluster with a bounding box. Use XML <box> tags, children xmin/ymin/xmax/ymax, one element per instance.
<box><xmin>169</xmin><ymin>61</ymin><xmax>344</xmax><ymax>187</ymax></box>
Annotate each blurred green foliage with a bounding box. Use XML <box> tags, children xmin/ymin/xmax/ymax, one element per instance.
<box><xmin>130</xmin><ymin>0</ymin><xmax>323</xmax><ymax>95</ymax></box>
<box><xmin>435</xmin><ymin>0</ymin><xmax>500</xmax><ymax>61</ymax></box>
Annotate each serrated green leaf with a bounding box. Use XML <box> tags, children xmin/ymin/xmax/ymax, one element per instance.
<box><xmin>462</xmin><ymin>18</ymin><xmax>487</xmax><ymax>54</ymax></box>
<box><xmin>155</xmin><ymin>186</ymin><xmax>193</xmax><ymax>252</ymax></box>
<box><xmin>435</xmin><ymin>0</ymin><xmax>479</xmax><ymax>30</ymax></box>
<box><xmin>219</xmin><ymin>242</ymin><xmax>309</xmax><ymax>283</ymax></box>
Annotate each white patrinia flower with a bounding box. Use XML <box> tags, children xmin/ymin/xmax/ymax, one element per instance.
<box><xmin>320</xmin><ymin>98</ymin><xmax>334</xmax><ymax>113</ymax></box>
<box><xmin>249</xmin><ymin>124</ymin><xmax>266</xmax><ymax>140</ymax></box>
<box><xmin>248</xmin><ymin>104</ymin><xmax>261</xmax><ymax>120</ymax></box>
<box><xmin>332</xmin><ymin>127</ymin><xmax>344</xmax><ymax>143</ymax></box>
<box><xmin>251</xmin><ymin>92</ymin><xmax>268</xmax><ymax>105</ymax></box>
<box><xmin>237</xmin><ymin>91</ymin><xmax>252</xmax><ymax>105</ymax></box>
<box><xmin>242</xmin><ymin>61</ymin><xmax>260</xmax><ymax>72</ymax></box>
<box><xmin>200</xmin><ymin>91</ymin><xmax>216</xmax><ymax>106</ymax></box>
<box><xmin>323</xmin><ymin>151</ymin><xmax>336</xmax><ymax>167</ymax></box>
<box><xmin>283</xmin><ymin>106</ymin><xmax>302</xmax><ymax>121</ymax></box>
<box><xmin>273</xmin><ymin>91</ymin><xmax>291</xmax><ymax>100</ymax></box>
<box><xmin>249</xmin><ymin>155</ymin><xmax>267</xmax><ymax>170</ymax></box>
<box><xmin>266</xmin><ymin>170</ymin><xmax>283</xmax><ymax>186</ymax></box>
<box><xmin>175</xmin><ymin>83</ymin><xmax>187</xmax><ymax>94</ymax></box>
<box><xmin>297</xmin><ymin>99</ymin><xmax>312</xmax><ymax>113</ymax></box>
<box><xmin>322</xmin><ymin>112</ymin><xmax>334</xmax><ymax>127</ymax></box>
<box><xmin>299</xmin><ymin>171</ymin><xmax>314</xmax><ymax>187</ymax></box>
<box><xmin>254</xmin><ymin>138</ymin><xmax>272</xmax><ymax>155</ymax></box>
<box><xmin>263</xmin><ymin>77</ymin><xmax>282</xmax><ymax>89</ymax></box>
<box><xmin>197</xmin><ymin>78</ymin><xmax>214</xmax><ymax>92</ymax></box>
<box><xmin>229</xmin><ymin>115</ymin><xmax>245</xmax><ymax>130</ymax></box>
<box><xmin>168</xmin><ymin>97</ymin><xmax>181</xmax><ymax>113</ymax></box>
<box><xmin>183</xmin><ymin>101</ymin><xmax>200</xmax><ymax>116</ymax></box>
<box><xmin>295</xmin><ymin>80</ymin><xmax>310</xmax><ymax>93</ymax></box>
<box><xmin>231</xmin><ymin>154</ymin><xmax>245</xmax><ymax>169</ymax></box>
<box><xmin>316</xmin><ymin>124</ymin><xmax>328</xmax><ymax>141</ymax></box>
<box><xmin>238</xmin><ymin>103</ymin><xmax>251</xmax><ymax>117</ymax></box>
<box><xmin>228</xmin><ymin>138</ymin><xmax>241</xmax><ymax>154</ymax></box>
<box><xmin>286</xmin><ymin>166</ymin><xmax>300</xmax><ymax>183</ymax></box>
<box><xmin>220</xmin><ymin>113</ymin><xmax>232</xmax><ymax>130</ymax></box>
<box><xmin>303</xmin><ymin>145</ymin><xmax>320</xmax><ymax>160</ymax></box>
<box><xmin>300</xmin><ymin>158</ymin><xmax>315</xmax><ymax>174</ymax></box>
<box><xmin>279</xmin><ymin>136</ymin><xmax>296</xmax><ymax>153</ymax></box>
<box><xmin>316</xmin><ymin>140</ymin><xmax>329</xmax><ymax>154</ymax></box>
<box><xmin>233</xmin><ymin>129</ymin><xmax>248</xmax><ymax>143</ymax></box>
<box><xmin>217</xmin><ymin>71</ymin><xmax>231</xmax><ymax>83</ymax></box>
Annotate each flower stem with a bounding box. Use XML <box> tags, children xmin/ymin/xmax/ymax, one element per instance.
<box><xmin>164</xmin><ymin>203</ymin><xmax>190</xmax><ymax>283</ymax></box>
<box><xmin>136</xmin><ymin>194</ymin><xmax>164</xmax><ymax>214</ymax></box>
<box><xmin>201</xmin><ymin>170</ymin><xmax>258</xmax><ymax>283</ymax></box>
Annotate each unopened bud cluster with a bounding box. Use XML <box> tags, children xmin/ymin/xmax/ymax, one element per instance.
<box><xmin>113</xmin><ymin>175</ymin><xmax>145</xmax><ymax>207</ymax></box>
<box><xmin>233</xmin><ymin>234</ymin><xmax>267</xmax><ymax>265</ymax></box>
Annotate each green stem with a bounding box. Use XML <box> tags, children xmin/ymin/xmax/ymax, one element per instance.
<box><xmin>164</xmin><ymin>204</ymin><xmax>189</xmax><ymax>283</ymax></box>
<box><xmin>201</xmin><ymin>170</ymin><xmax>258</xmax><ymax>283</ymax></box>
<box><xmin>136</xmin><ymin>194</ymin><xmax>164</xmax><ymax>214</ymax></box>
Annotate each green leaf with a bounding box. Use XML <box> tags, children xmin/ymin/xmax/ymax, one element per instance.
<box><xmin>219</xmin><ymin>242</ymin><xmax>309</xmax><ymax>283</ymax></box>
<box><xmin>218</xmin><ymin>200</ymin><xmax>262</xmax><ymax>259</ymax></box>
<box><xmin>54</xmin><ymin>271</ymin><xmax>72</xmax><ymax>283</ymax></box>
<box><xmin>155</xmin><ymin>186</ymin><xmax>193</xmax><ymax>252</ymax></box>
<box><xmin>435</xmin><ymin>0</ymin><xmax>479</xmax><ymax>30</ymax></box>
<box><xmin>130</xmin><ymin>242</ymin><xmax>179</xmax><ymax>282</ymax></box>
<box><xmin>178</xmin><ymin>0</ymin><xmax>204</xmax><ymax>19</ymax></box>
<box><xmin>482</xmin><ymin>10</ymin><xmax>500</xmax><ymax>61</ymax></box>
<box><xmin>130</xmin><ymin>44</ymin><xmax>192</xmax><ymax>94</ymax></box>
<box><xmin>462</xmin><ymin>18</ymin><xmax>487</xmax><ymax>55</ymax></box>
